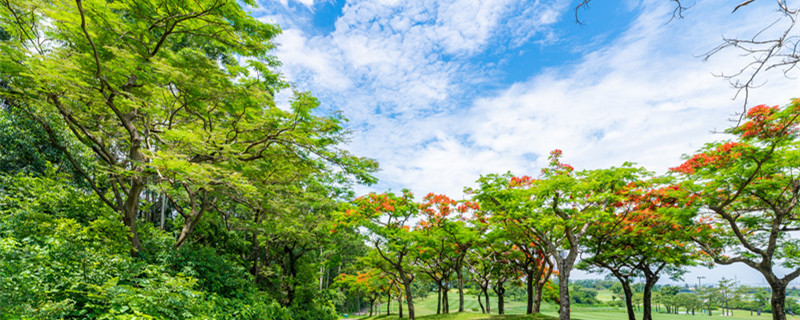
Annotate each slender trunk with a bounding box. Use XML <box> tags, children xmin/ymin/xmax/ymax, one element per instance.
<box><xmin>534</xmin><ymin>264</ymin><xmax>552</xmax><ymax>313</ymax></box>
<box><xmin>387</xmin><ymin>294</ymin><xmax>391</xmax><ymax>315</ymax></box>
<box><xmin>160</xmin><ymin>193</ymin><xmax>166</xmax><ymax>230</ymax></box>
<box><xmin>443</xmin><ymin>286</ymin><xmax>449</xmax><ymax>313</ymax></box>
<box><xmin>437</xmin><ymin>286</ymin><xmax>442</xmax><ymax>314</ymax></box>
<box><xmin>533</xmin><ymin>280</ymin><xmax>545</xmax><ymax>313</ymax></box>
<box><xmin>477</xmin><ymin>289</ymin><xmax>485</xmax><ymax>313</ymax></box>
<box><xmin>526</xmin><ymin>269</ymin><xmax>534</xmax><ymax>314</ymax></box>
<box><xmin>123</xmin><ymin>181</ymin><xmax>145</xmax><ymax>255</ymax></box>
<box><xmin>399</xmin><ymin>294</ymin><xmax>403</xmax><ymax>319</ymax></box>
<box><xmin>458</xmin><ymin>269</ymin><xmax>465</xmax><ymax>312</ymax></box>
<box><xmin>403</xmin><ymin>278</ymin><xmax>415</xmax><ymax>320</ymax></box>
<box><xmin>485</xmin><ymin>286</ymin><xmax>491</xmax><ymax>313</ymax></box>
<box><xmin>494</xmin><ymin>282</ymin><xmax>506</xmax><ymax>315</ymax></box>
<box><xmin>369</xmin><ymin>300</ymin><xmax>374</xmax><ymax>316</ymax></box>
<box><xmin>175</xmin><ymin>209</ymin><xmax>204</xmax><ymax>248</ymax></box>
<box><xmin>621</xmin><ymin>280</ymin><xmax>636</xmax><ymax>320</ymax></box>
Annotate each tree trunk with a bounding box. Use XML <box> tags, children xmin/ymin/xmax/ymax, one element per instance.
<box><xmin>485</xmin><ymin>286</ymin><xmax>491</xmax><ymax>313</ymax></box>
<box><xmin>621</xmin><ymin>280</ymin><xmax>636</xmax><ymax>320</ymax></box>
<box><xmin>527</xmin><ymin>269</ymin><xmax>535</xmax><ymax>314</ymax></box>
<box><xmin>642</xmin><ymin>273</ymin><xmax>659</xmax><ymax>320</ymax></box>
<box><xmin>123</xmin><ymin>181</ymin><xmax>145</xmax><ymax>255</ymax></box>
<box><xmin>387</xmin><ymin>294</ymin><xmax>391</xmax><ymax>315</ymax></box>
<box><xmin>403</xmin><ymin>278</ymin><xmax>415</xmax><ymax>320</ymax></box>
<box><xmin>769</xmin><ymin>280</ymin><xmax>787</xmax><ymax>320</ymax></box>
<box><xmin>477</xmin><ymin>290</ymin><xmax>485</xmax><ymax>313</ymax></box>
<box><xmin>458</xmin><ymin>269</ymin><xmax>465</xmax><ymax>312</ymax></box>
<box><xmin>399</xmin><ymin>295</ymin><xmax>403</xmax><ymax>319</ymax></box>
<box><xmin>558</xmin><ymin>266</ymin><xmax>572</xmax><ymax>320</ymax></box>
<box><xmin>437</xmin><ymin>286</ymin><xmax>442</xmax><ymax>314</ymax></box>
<box><xmin>533</xmin><ymin>280</ymin><xmax>545</xmax><ymax>313</ymax></box>
<box><xmin>495</xmin><ymin>284</ymin><xmax>505</xmax><ymax>315</ymax></box>
<box><xmin>443</xmin><ymin>286</ymin><xmax>449</xmax><ymax>313</ymax></box>
<box><xmin>175</xmin><ymin>208</ymin><xmax>204</xmax><ymax>248</ymax></box>
<box><xmin>160</xmin><ymin>193</ymin><xmax>166</xmax><ymax>230</ymax></box>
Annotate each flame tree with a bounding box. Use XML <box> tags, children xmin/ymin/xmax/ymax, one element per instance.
<box><xmin>474</xmin><ymin>150</ymin><xmax>650</xmax><ymax>320</ymax></box>
<box><xmin>348</xmin><ymin>190</ymin><xmax>420</xmax><ymax>320</ymax></box>
<box><xmin>672</xmin><ymin>99</ymin><xmax>800</xmax><ymax>320</ymax></box>
<box><xmin>579</xmin><ymin>177</ymin><xmax>697</xmax><ymax>320</ymax></box>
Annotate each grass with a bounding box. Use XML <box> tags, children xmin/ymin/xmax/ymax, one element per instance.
<box><xmin>346</xmin><ymin>292</ymin><xmax>798</xmax><ymax>320</ymax></box>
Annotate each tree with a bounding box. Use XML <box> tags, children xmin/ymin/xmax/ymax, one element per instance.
<box><xmin>475</xmin><ymin>150</ymin><xmax>650</xmax><ymax>320</ymax></box>
<box><xmin>416</xmin><ymin>193</ymin><xmax>478</xmax><ymax>314</ymax></box>
<box><xmin>673</xmin><ymin>99</ymin><xmax>800</xmax><ymax>320</ymax></box>
<box><xmin>0</xmin><ymin>0</ymin><xmax>374</xmax><ymax>255</ymax></box>
<box><xmin>349</xmin><ymin>191</ymin><xmax>420</xmax><ymax>320</ymax></box>
<box><xmin>581</xmin><ymin>177</ymin><xmax>697</xmax><ymax>320</ymax></box>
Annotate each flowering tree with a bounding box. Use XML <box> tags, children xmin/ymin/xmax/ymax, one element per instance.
<box><xmin>348</xmin><ymin>190</ymin><xmax>419</xmax><ymax>320</ymax></box>
<box><xmin>672</xmin><ymin>99</ymin><xmax>800</xmax><ymax>320</ymax></box>
<box><xmin>475</xmin><ymin>150</ymin><xmax>650</xmax><ymax>320</ymax></box>
<box><xmin>580</xmin><ymin>177</ymin><xmax>697</xmax><ymax>320</ymax></box>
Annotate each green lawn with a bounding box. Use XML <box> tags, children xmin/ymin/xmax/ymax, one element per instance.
<box><xmin>349</xmin><ymin>292</ymin><xmax>794</xmax><ymax>320</ymax></box>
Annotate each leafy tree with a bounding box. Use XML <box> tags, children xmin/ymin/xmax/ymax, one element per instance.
<box><xmin>672</xmin><ymin>99</ymin><xmax>800</xmax><ymax>320</ymax></box>
<box><xmin>0</xmin><ymin>0</ymin><xmax>373</xmax><ymax>255</ymax></box>
<box><xmin>475</xmin><ymin>150</ymin><xmax>650</xmax><ymax>320</ymax></box>
<box><xmin>348</xmin><ymin>191</ymin><xmax>420</xmax><ymax>320</ymax></box>
<box><xmin>580</xmin><ymin>176</ymin><xmax>696</xmax><ymax>320</ymax></box>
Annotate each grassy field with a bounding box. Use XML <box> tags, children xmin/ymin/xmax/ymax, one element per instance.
<box><xmin>349</xmin><ymin>292</ymin><xmax>792</xmax><ymax>320</ymax></box>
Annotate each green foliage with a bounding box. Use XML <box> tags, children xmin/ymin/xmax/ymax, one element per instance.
<box><xmin>569</xmin><ymin>286</ymin><xmax>600</xmax><ymax>305</ymax></box>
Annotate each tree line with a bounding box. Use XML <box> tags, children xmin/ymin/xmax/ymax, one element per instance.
<box><xmin>334</xmin><ymin>99</ymin><xmax>800</xmax><ymax>320</ymax></box>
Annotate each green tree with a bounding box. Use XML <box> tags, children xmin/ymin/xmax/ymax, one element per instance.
<box><xmin>672</xmin><ymin>99</ymin><xmax>800</xmax><ymax>320</ymax></box>
<box><xmin>348</xmin><ymin>191</ymin><xmax>420</xmax><ymax>320</ymax></box>
<box><xmin>474</xmin><ymin>150</ymin><xmax>650</xmax><ymax>320</ymax></box>
<box><xmin>0</xmin><ymin>0</ymin><xmax>372</xmax><ymax>256</ymax></box>
<box><xmin>580</xmin><ymin>177</ymin><xmax>696</xmax><ymax>320</ymax></box>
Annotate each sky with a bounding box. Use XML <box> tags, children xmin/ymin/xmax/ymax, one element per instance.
<box><xmin>247</xmin><ymin>0</ymin><xmax>800</xmax><ymax>286</ymax></box>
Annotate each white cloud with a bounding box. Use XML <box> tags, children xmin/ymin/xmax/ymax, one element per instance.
<box><xmin>265</xmin><ymin>0</ymin><xmax>799</xmax><ymax>202</ymax></box>
<box><xmin>260</xmin><ymin>0</ymin><xmax>800</xmax><ymax>284</ymax></box>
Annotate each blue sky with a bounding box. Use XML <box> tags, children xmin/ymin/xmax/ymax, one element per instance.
<box><xmin>247</xmin><ymin>0</ymin><xmax>799</xmax><ymax>285</ymax></box>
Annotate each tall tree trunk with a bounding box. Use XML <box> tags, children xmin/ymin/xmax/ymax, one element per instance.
<box><xmin>494</xmin><ymin>283</ymin><xmax>506</xmax><ymax>315</ymax></box>
<box><xmin>399</xmin><ymin>294</ymin><xmax>403</xmax><ymax>319</ymax></box>
<box><xmin>437</xmin><ymin>286</ymin><xmax>442</xmax><ymax>314</ymax></box>
<box><xmin>443</xmin><ymin>286</ymin><xmax>449</xmax><ymax>313</ymax></box>
<box><xmin>458</xmin><ymin>269</ymin><xmax>465</xmax><ymax>312</ymax></box>
<box><xmin>485</xmin><ymin>286</ymin><xmax>491</xmax><ymax>313</ymax></box>
<box><xmin>160</xmin><ymin>193</ymin><xmax>166</xmax><ymax>230</ymax></box>
<box><xmin>387</xmin><ymin>294</ymin><xmax>391</xmax><ymax>315</ymax></box>
<box><xmin>642</xmin><ymin>274</ymin><xmax>659</xmax><ymax>320</ymax></box>
<box><xmin>621</xmin><ymin>280</ymin><xmax>636</xmax><ymax>320</ymax></box>
<box><xmin>477</xmin><ymin>290</ymin><xmax>485</xmax><ymax>313</ymax></box>
<box><xmin>403</xmin><ymin>278</ymin><xmax>415</xmax><ymax>320</ymax></box>
<box><xmin>123</xmin><ymin>181</ymin><xmax>145</xmax><ymax>255</ymax></box>
<box><xmin>526</xmin><ymin>269</ymin><xmax>535</xmax><ymax>314</ymax></box>
<box><xmin>558</xmin><ymin>266</ymin><xmax>572</xmax><ymax>320</ymax></box>
<box><xmin>534</xmin><ymin>264</ymin><xmax>552</xmax><ymax>313</ymax></box>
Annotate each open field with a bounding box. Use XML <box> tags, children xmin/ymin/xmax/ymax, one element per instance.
<box><xmin>351</xmin><ymin>293</ymin><xmax>792</xmax><ymax>320</ymax></box>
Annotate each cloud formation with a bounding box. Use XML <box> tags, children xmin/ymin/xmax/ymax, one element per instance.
<box><xmin>256</xmin><ymin>0</ymin><xmax>800</xmax><ymax>284</ymax></box>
